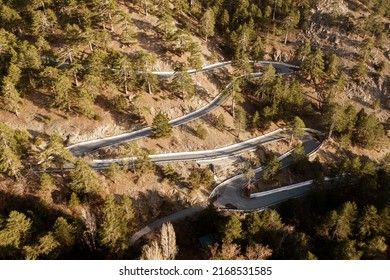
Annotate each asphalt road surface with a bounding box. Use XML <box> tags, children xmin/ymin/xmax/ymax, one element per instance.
<box><xmin>129</xmin><ymin>132</ymin><xmax>323</xmax><ymax>244</ymax></box>
<box><xmin>90</xmin><ymin>129</ymin><xmax>289</xmax><ymax>169</ymax></box>
<box><xmin>67</xmin><ymin>61</ymin><xmax>298</xmax><ymax>156</ymax></box>
<box><xmin>212</xmin><ymin>133</ymin><xmax>322</xmax><ymax>211</ymax></box>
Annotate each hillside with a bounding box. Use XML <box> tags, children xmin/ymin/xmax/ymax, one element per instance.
<box><xmin>0</xmin><ymin>0</ymin><xmax>389</xmax><ymax>260</ymax></box>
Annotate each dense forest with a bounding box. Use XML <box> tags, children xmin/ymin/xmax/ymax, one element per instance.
<box><xmin>0</xmin><ymin>0</ymin><xmax>389</xmax><ymax>259</ymax></box>
<box><xmin>194</xmin><ymin>156</ymin><xmax>390</xmax><ymax>260</ymax></box>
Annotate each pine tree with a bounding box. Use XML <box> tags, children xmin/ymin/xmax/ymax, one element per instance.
<box><xmin>0</xmin><ymin>4</ymin><xmax>22</xmax><ymax>31</ymax></box>
<box><xmin>0</xmin><ymin>211</ymin><xmax>32</xmax><ymax>250</ymax></box>
<box><xmin>230</xmin><ymin>24</ymin><xmax>253</xmax><ymax>61</ymax></box>
<box><xmin>39</xmin><ymin>172</ymin><xmax>55</xmax><ymax>201</ymax></box>
<box><xmin>359</xmin><ymin>37</ymin><xmax>374</xmax><ymax>62</ymax></box>
<box><xmin>40</xmin><ymin>66</ymin><xmax>59</xmax><ymax>89</ymax></box>
<box><xmin>328</xmin><ymin>72</ymin><xmax>348</xmax><ymax>98</ymax></box>
<box><xmin>40</xmin><ymin>132</ymin><xmax>74</xmax><ymax>170</ymax></box>
<box><xmin>0</xmin><ymin>144</ymin><xmax>23</xmax><ymax>178</ymax></box>
<box><xmin>173</xmin><ymin>0</ymin><xmax>189</xmax><ymax>14</ymax></box>
<box><xmin>124</xmin><ymin>142</ymin><xmax>139</xmax><ymax>171</ymax></box>
<box><xmin>76</xmin><ymin>89</ymin><xmax>96</xmax><ymax>119</ymax></box>
<box><xmin>0</xmin><ymin>29</ymin><xmax>16</xmax><ymax>56</ymax></box>
<box><xmin>86</xmin><ymin>49</ymin><xmax>108</xmax><ymax>78</ymax></box>
<box><xmin>220</xmin><ymin>9</ymin><xmax>230</xmax><ymax>29</ymax></box>
<box><xmin>188</xmin><ymin>169</ymin><xmax>202</xmax><ymax>189</ymax></box>
<box><xmin>335</xmin><ymin>202</ymin><xmax>358</xmax><ymax>239</ymax></box>
<box><xmin>69</xmin><ymin>159</ymin><xmax>99</xmax><ymax>195</ymax></box>
<box><xmin>290</xmin><ymin>116</ymin><xmax>305</xmax><ymax>146</ymax></box>
<box><xmin>287</xmin><ymin>80</ymin><xmax>304</xmax><ymax>112</ymax></box>
<box><xmin>64</xmin><ymin>23</ymin><xmax>83</xmax><ymax>45</ymax></box>
<box><xmin>226</xmin><ymin>78</ymin><xmax>244</xmax><ymax>118</ymax></box>
<box><xmin>244</xmin><ymin>167</ymin><xmax>255</xmax><ymax>188</ymax></box>
<box><xmin>283</xmin><ymin>10</ymin><xmax>300</xmax><ymax>44</ymax></box>
<box><xmin>260</xmin><ymin>64</ymin><xmax>276</xmax><ymax>86</ymax></box>
<box><xmin>353</xmin><ymin>109</ymin><xmax>384</xmax><ymax>148</ymax></box>
<box><xmin>302</xmin><ymin>48</ymin><xmax>326</xmax><ymax>83</ymax></box>
<box><xmin>135</xmin><ymin>51</ymin><xmax>159</xmax><ymax>95</ymax></box>
<box><xmin>290</xmin><ymin>144</ymin><xmax>309</xmax><ymax>175</ymax></box>
<box><xmin>113</xmin><ymin>94</ymin><xmax>129</xmax><ymax>113</ymax></box>
<box><xmin>352</xmin><ymin>61</ymin><xmax>368</xmax><ymax>84</ymax></box>
<box><xmin>107</xmin><ymin>162</ymin><xmax>122</xmax><ymax>183</ymax></box>
<box><xmin>110</xmin><ymin>52</ymin><xmax>135</xmax><ymax>95</ymax></box>
<box><xmin>258</xmin><ymin>209</ymin><xmax>284</xmax><ymax>231</ymax></box>
<box><xmin>18</xmin><ymin>41</ymin><xmax>42</xmax><ymax>70</ymax></box>
<box><xmin>58</xmin><ymin>42</ymin><xmax>80</xmax><ymax>66</ymax></box>
<box><xmin>93</xmin><ymin>0</ymin><xmax>118</xmax><ymax>32</ymax></box>
<box><xmin>188</xmin><ymin>168</ymin><xmax>214</xmax><ymax>189</ymax></box>
<box><xmin>234</xmin><ymin>105</ymin><xmax>247</xmax><ymax>136</ymax></box>
<box><xmin>24</xmin><ymin>232</ymin><xmax>60</xmax><ymax>260</ymax></box>
<box><xmin>221</xmin><ymin>215</ymin><xmax>242</xmax><ymax>244</ymax></box>
<box><xmin>323</xmin><ymin>102</ymin><xmax>357</xmax><ymax>139</ymax></box>
<box><xmin>66</xmin><ymin>62</ymin><xmax>84</xmax><ymax>87</ymax></box>
<box><xmin>295</xmin><ymin>38</ymin><xmax>311</xmax><ymax>62</ymax></box>
<box><xmin>40</xmin><ymin>172</ymin><xmax>54</xmax><ymax>192</ymax></box>
<box><xmin>251</xmin><ymin>36</ymin><xmax>264</xmax><ymax>60</ymax></box>
<box><xmin>357</xmin><ymin>205</ymin><xmax>380</xmax><ymax>240</ymax></box>
<box><xmin>333</xmin><ymin>240</ymin><xmax>363</xmax><ymax>260</ymax></box>
<box><xmin>83</xmin><ymin>74</ymin><xmax>103</xmax><ymax>99</ymax></box>
<box><xmin>262</xmin><ymin>156</ymin><xmax>282</xmax><ymax>182</ymax></box>
<box><xmin>364</xmin><ymin>236</ymin><xmax>387</xmax><ymax>259</ymax></box>
<box><xmin>254</xmin><ymin>64</ymin><xmax>276</xmax><ymax>100</ymax></box>
<box><xmin>56</xmin><ymin>0</ymin><xmax>84</xmax><ymax>19</ymax></box>
<box><xmin>171</xmin><ymin>65</ymin><xmax>195</xmax><ymax>99</ymax></box>
<box><xmin>171</xmin><ymin>29</ymin><xmax>192</xmax><ymax>55</ymax></box>
<box><xmin>195</xmin><ymin>124</ymin><xmax>208</xmax><ymax>140</ymax></box>
<box><xmin>52</xmin><ymin>74</ymin><xmax>73</xmax><ymax>110</ymax></box>
<box><xmin>326</xmin><ymin>54</ymin><xmax>341</xmax><ymax>80</ymax></box>
<box><xmin>160</xmin><ymin>222</ymin><xmax>177</xmax><ymax>260</ymax></box>
<box><xmin>68</xmin><ymin>192</ymin><xmax>80</xmax><ymax>209</ymax></box>
<box><xmin>245</xmin><ymin>212</ymin><xmax>262</xmax><ymax>236</ymax></box>
<box><xmin>270</xmin><ymin>76</ymin><xmax>283</xmax><ymax>105</ymax></box>
<box><xmin>233</xmin><ymin>55</ymin><xmax>252</xmax><ymax>76</ymax></box>
<box><xmin>53</xmin><ymin>217</ymin><xmax>76</xmax><ymax>250</ymax></box>
<box><xmin>83</xmin><ymin>28</ymin><xmax>99</xmax><ymax>51</ymax></box>
<box><xmin>99</xmin><ymin>194</ymin><xmax>134</xmax><ymax>255</ymax></box>
<box><xmin>188</xmin><ymin>42</ymin><xmax>203</xmax><ymax>71</ymax></box>
<box><xmin>215</xmin><ymin>114</ymin><xmax>226</xmax><ymax>131</ymax></box>
<box><xmin>157</xmin><ymin>14</ymin><xmax>176</xmax><ymax>41</ymax></box>
<box><xmin>317</xmin><ymin>201</ymin><xmax>358</xmax><ymax>241</ymax></box>
<box><xmin>1</xmin><ymin>77</ymin><xmax>22</xmax><ymax>115</ymax></box>
<box><xmin>131</xmin><ymin>94</ymin><xmax>150</xmax><ymax>120</ymax></box>
<box><xmin>200</xmin><ymin>8</ymin><xmax>215</xmax><ymax>42</ymax></box>
<box><xmin>163</xmin><ymin>164</ymin><xmax>180</xmax><ymax>183</ymax></box>
<box><xmin>135</xmin><ymin>149</ymin><xmax>155</xmax><ymax>175</ymax></box>
<box><xmin>151</xmin><ymin>112</ymin><xmax>172</xmax><ymax>138</ymax></box>
<box><xmin>6</xmin><ymin>63</ymin><xmax>21</xmax><ymax>84</ymax></box>
<box><xmin>245</xmin><ymin>243</ymin><xmax>273</xmax><ymax>260</ymax></box>
<box><xmin>30</xmin><ymin>9</ymin><xmax>57</xmax><ymax>36</ymax></box>
<box><xmin>117</xmin><ymin>11</ymin><xmax>137</xmax><ymax>46</ymax></box>
<box><xmin>141</xmin><ymin>240</ymin><xmax>163</xmax><ymax>260</ymax></box>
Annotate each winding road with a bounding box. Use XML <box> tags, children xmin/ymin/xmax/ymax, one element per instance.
<box><xmin>129</xmin><ymin>131</ymin><xmax>323</xmax><ymax>245</ymax></box>
<box><xmin>67</xmin><ymin>61</ymin><xmax>298</xmax><ymax>156</ymax></box>
<box><xmin>211</xmin><ymin>132</ymin><xmax>323</xmax><ymax>210</ymax></box>
<box><xmin>58</xmin><ymin>61</ymin><xmax>325</xmax><ymax>244</ymax></box>
<box><xmin>90</xmin><ymin>128</ymin><xmax>290</xmax><ymax>169</ymax></box>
